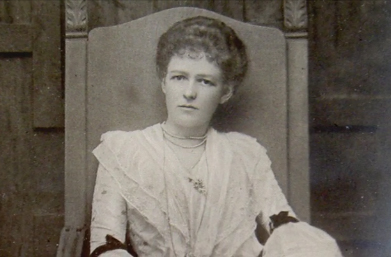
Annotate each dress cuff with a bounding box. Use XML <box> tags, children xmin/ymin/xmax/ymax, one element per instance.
<box><xmin>90</xmin><ymin>235</ymin><xmax>130</xmax><ymax>257</ymax></box>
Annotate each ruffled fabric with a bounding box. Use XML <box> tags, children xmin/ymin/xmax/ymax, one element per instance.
<box><xmin>262</xmin><ymin>222</ymin><xmax>343</xmax><ymax>257</ymax></box>
<box><xmin>92</xmin><ymin>128</ymin><xmax>169</xmax><ymax>256</ymax></box>
<box><xmin>91</xmin><ymin>124</ymin><xmax>295</xmax><ymax>257</ymax></box>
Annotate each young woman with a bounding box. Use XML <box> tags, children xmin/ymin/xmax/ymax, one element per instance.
<box><xmin>90</xmin><ymin>16</ymin><xmax>341</xmax><ymax>257</ymax></box>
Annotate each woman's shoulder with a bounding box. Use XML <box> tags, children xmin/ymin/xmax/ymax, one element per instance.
<box><xmin>99</xmin><ymin>130</ymin><xmax>137</xmax><ymax>148</ymax></box>
<box><xmin>97</xmin><ymin>124</ymin><xmax>162</xmax><ymax>154</ymax></box>
<box><xmin>222</xmin><ymin>131</ymin><xmax>268</xmax><ymax>158</ymax></box>
<box><xmin>218</xmin><ymin>130</ymin><xmax>272</xmax><ymax>175</ymax></box>
<box><xmin>99</xmin><ymin>130</ymin><xmax>132</xmax><ymax>140</ymax></box>
<box><xmin>99</xmin><ymin>124</ymin><xmax>160</xmax><ymax>145</ymax></box>
<box><xmin>224</xmin><ymin>131</ymin><xmax>266</xmax><ymax>149</ymax></box>
<box><xmin>94</xmin><ymin>131</ymin><xmax>138</xmax><ymax>161</ymax></box>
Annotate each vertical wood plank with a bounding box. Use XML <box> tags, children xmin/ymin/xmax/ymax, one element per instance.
<box><xmin>212</xmin><ymin>0</ymin><xmax>244</xmax><ymax>21</ymax></box>
<box><xmin>31</xmin><ymin>132</ymin><xmax>65</xmax><ymax>257</ymax></box>
<box><xmin>62</xmin><ymin>1</ymin><xmax>89</xmax><ymax>256</ymax></box>
<box><xmin>32</xmin><ymin>0</ymin><xmax>63</xmax><ymax>128</ymax></box>
<box><xmin>56</xmin><ymin>227</ymin><xmax>87</xmax><ymax>257</ymax></box>
<box><xmin>8</xmin><ymin>0</ymin><xmax>31</xmax><ymax>24</ymax></box>
<box><xmin>286</xmin><ymin>35</ymin><xmax>310</xmax><ymax>222</ymax></box>
<box><xmin>64</xmin><ymin>38</ymin><xmax>87</xmax><ymax>229</ymax></box>
<box><xmin>19</xmin><ymin>55</ymin><xmax>36</xmax><ymax>257</ymax></box>
<box><xmin>0</xmin><ymin>55</ymin><xmax>34</xmax><ymax>256</ymax></box>
<box><xmin>311</xmin><ymin>132</ymin><xmax>379</xmax><ymax>214</ymax></box>
<box><xmin>0</xmin><ymin>56</ymin><xmax>64</xmax><ymax>257</ymax></box>
<box><xmin>308</xmin><ymin>0</ymin><xmax>337</xmax><ymax>98</ymax></box>
<box><xmin>115</xmin><ymin>0</ymin><xmax>155</xmax><ymax>24</ymax></box>
<box><xmin>309</xmin><ymin>1</ymin><xmax>391</xmax><ymax>253</ymax></box>
<box><xmin>374</xmin><ymin>124</ymin><xmax>391</xmax><ymax>247</ymax></box>
<box><xmin>153</xmin><ymin>0</ymin><xmax>213</xmax><ymax>12</ymax></box>
<box><xmin>0</xmin><ymin>24</ymin><xmax>32</xmax><ymax>52</ymax></box>
<box><xmin>0</xmin><ymin>0</ymin><xmax>64</xmax><ymax>256</ymax></box>
<box><xmin>309</xmin><ymin>0</ymin><xmax>337</xmax><ymax>60</ymax></box>
<box><xmin>335</xmin><ymin>1</ymin><xmax>360</xmax><ymax>52</ymax></box>
<box><xmin>88</xmin><ymin>0</ymin><xmax>117</xmax><ymax>29</ymax></box>
<box><xmin>153</xmin><ymin>0</ymin><xmax>189</xmax><ymax>12</ymax></box>
<box><xmin>244</xmin><ymin>0</ymin><xmax>282</xmax><ymax>27</ymax></box>
<box><xmin>0</xmin><ymin>0</ymin><xmax>12</xmax><ymax>23</ymax></box>
<box><xmin>33</xmin><ymin>213</ymin><xmax>64</xmax><ymax>256</ymax></box>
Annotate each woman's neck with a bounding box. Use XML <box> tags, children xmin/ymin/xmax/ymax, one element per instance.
<box><xmin>163</xmin><ymin>120</ymin><xmax>209</xmax><ymax>138</ymax></box>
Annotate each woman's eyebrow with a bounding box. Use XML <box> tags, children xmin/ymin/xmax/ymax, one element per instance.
<box><xmin>196</xmin><ymin>74</ymin><xmax>220</xmax><ymax>80</ymax></box>
<box><xmin>169</xmin><ymin>70</ymin><xmax>188</xmax><ymax>75</ymax></box>
<box><xmin>197</xmin><ymin>74</ymin><xmax>214</xmax><ymax>77</ymax></box>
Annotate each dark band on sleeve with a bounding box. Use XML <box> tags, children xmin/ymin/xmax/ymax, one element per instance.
<box><xmin>90</xmin><ymin>234</ymin><xmax>128</xmax><ymax>257</ymax></box>
<box><xmin>269</xmin><ymin>211</ymin><xmax>299</xmax><ymax>233</ymax></box>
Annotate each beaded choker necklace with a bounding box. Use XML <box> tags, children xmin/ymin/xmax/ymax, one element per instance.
<box><xmin>162</xmin><ymin>123</ymin><xmax>207</xmax><ymax>149</ymax></box>
<box><xmin>164</xmin><ymin>135</ymin><xmax>207</xmax><ymax>149</ymax></box>
<box><xmin>162</xmin><ymin>122</ymin><xmax>208</xmax><ymax>140</ymax></box>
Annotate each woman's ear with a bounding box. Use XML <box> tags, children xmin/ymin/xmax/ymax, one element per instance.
<box><xmin>161</xmin><ymin>78</ymin><xmax>166</xmax><ymax>94</ymax></box>
<box><xmin>219</xmin><ymin>84</ymin><xmax>234</xmax><ymax>104</ymax></box>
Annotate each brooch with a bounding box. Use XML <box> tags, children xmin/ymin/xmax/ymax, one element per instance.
<box><xmin>188</xmin><ymin>177</ymin><xmax>207</xmax><ymax>195</ymax></box>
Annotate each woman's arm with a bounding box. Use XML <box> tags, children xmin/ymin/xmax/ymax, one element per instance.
<box><xmin>253</xmin><ymin>155</ymin><xmax>342</xmax><ymax>257</ymax></box>
<box><xmin>90</xmin><ymin>164</ymin><xmax>133</xmax><ymax>257</ymax></box>
<box><xmin>253</xmin><ymin>157</ymin><xmax>297</xmax><ymax>235</ymax></box>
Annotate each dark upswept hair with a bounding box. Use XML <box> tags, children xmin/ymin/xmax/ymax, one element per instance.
<box><xmin>156</xmin><ymin>16</ymin><xmax>248</xmax><ymax>92</ymax></box>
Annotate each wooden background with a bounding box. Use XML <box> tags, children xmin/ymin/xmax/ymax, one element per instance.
<box><xmin>0</xmin><ymin>0</ymin><xmax>390</xmax><ymax>256</ymax></box>
<box><xmin>0</xmin><ymin>1</ymin><xmax>63</xmax><ymax>256</ymax></box>
<box><xmin>87</xmin><ymin>0</ymin><xmax>283</xmax><ymax>30</ymax></box>
<box><xmin>309</xmin><ymin>1</ymin><xmax>391</xmax><ymax>255</ymax></box>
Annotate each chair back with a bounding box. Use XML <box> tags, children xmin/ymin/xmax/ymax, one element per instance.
<box><xmin>87</xmin><ymin>8</ymin><xmax>288</xmax><ymax>202</ymax></box>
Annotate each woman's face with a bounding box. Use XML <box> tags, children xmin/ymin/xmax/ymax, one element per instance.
<box><xmin>162</xmin><ymin>54</ymin><xmax>233</xmax><ymax>133</ymax></box>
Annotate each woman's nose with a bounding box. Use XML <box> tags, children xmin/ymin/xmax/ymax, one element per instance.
<box><xmin>183</xmin><ymin>81</ymin><xmax>197</xmax><ymax>100</ymax></box>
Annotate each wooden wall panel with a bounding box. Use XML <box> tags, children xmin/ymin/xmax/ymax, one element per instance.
<box><xmin>0</xmin><ymin>1</ymin><xmax>33</xmax><ymax>52</ymax></box>
<box><xmin>0</xmin><ymin>56</ymin><xmax>33</xmax><ymax>257</ymax></box>
<box><xmin>0</xmin><ymin>1</ymin><xmax>11</xmax><ymax>23</ymax></box>
<box><xmin>152</xmin><ymin>0</ymin><xmax>211</xmax><ymax>12</ymax></box>
<box><xmin>310</xmin><ymin>0</ymin><xmax>391</xmax><ymax>97</ymax></box>
<box><xmin>0</xmin><ymin>54</ymin><xmax>64</xmax><ymax>256</ymax></box>
<box><xmin>0</xmin><ymin>0</ymin><xmax>31</xmax><ymax>24</ymax></box>
<box><xmin>311</xmin><ymin>132</ymin><xmax>378</xmax><ymax>214</ymax></box>
<box><xmin>88</xmin><ymin>0</ymin><xmax>284</xmax><ymax>30</ymax></box>
<box><xmin>115</xmin><ymin>0</ymin><xmax>155</xmax><ymax>24</ymax></box>
<box><xmin>213</xmin><ymin>0</ymin><xmax>244</xmax><ymax>21</ymax></box>
<box><xmin>308</xmin><ymin>0</ymin><xmax>337</xmax><ymax>96</ymax></box>
<box><xmin>244</xmin><ymin>0</ymin><xmax>282</xmax><ymax>27</ymax></box>
<box><xmin>0</xmin><ymin>24</ymin><xmax>32</xmax><ymax>52</ymax></box>
<box><xmin>0</xmin><ymin>0</ymin><xmax>63</xmax><ymax>128</ymax></box>
<box><xmin>373</xmin><ymin>124</ymin><xmax>391</xmax><ymax>255</ymax></box>
<box><xmin>311</xmin><ymin>98</ymin><xmax>391</xmax><ymax>127</ymax></box>
<box><xmin>309</xmin><ymin>0</ymin><xmax>391</xmax><ymax>254</ymax></box>
<box><xmin>88</xmin><ymin>0</ymin><xmax>121</xmax><ymax>28</ymax></box>
<box><xmin>32</xmin><ymin>0</ymin><xmax>63</xmax><ymax>128</ymax></box>
<box><xmin>0</xmin><ymin>1</ymin><xmax>64</xmax><ymax>256</ymax></box>
<box><xmin>311</xmin><ymin>131</ymin><xmax>381</xmax><ymax>256</ymax></box>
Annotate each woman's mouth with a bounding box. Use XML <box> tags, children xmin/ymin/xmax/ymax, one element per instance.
<box><xmin>178</xmin><ymin>104</ymin><xmax>198</xmax><ymax>110</ymax></box>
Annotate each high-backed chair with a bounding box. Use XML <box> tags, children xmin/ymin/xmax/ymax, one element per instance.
<box><xmin>60</xmin><ymin>7</ymin><xmax>309</xmax><ymax>257</ymax></box>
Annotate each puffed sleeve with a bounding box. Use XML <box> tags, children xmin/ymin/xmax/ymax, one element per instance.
<box><xmin>90</xmin><ymin>132</ymin><xmax>133</xmax><ymax>257</ymax></box>
<box><xmin>90</xmin><ymin>165</ymin><xmax>132</xmax><ymax>256</ymax></box>
<box><xmin>262</xmin><ymin>222</ymin><xmax>343</xmax><ymax>257</ymax></box>
<box><xmin>252</xmin><ymin>148</ymin><xmax>297</xmax><ymax>234</ymax></box>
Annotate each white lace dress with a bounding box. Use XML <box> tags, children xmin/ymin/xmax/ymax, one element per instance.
<box><xmin>90</xmin><ymin>124</ymin><xmax>295</xmax><ymax>257</ymax></box>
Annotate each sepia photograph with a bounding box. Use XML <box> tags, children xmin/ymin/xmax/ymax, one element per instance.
<box><xmin>0</xmin><ymin>0</ymin><xmax>390</xmax><ymax>256</ymax></box>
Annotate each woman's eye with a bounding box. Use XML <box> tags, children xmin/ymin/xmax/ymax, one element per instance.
<box><xmin>199</xmin><ymin>79</ymin><xmax>215</xmax><ymax>86</ymax></box>
<box><xmin>171</xmin><ymin>75</ymin><xmax>186</xmax><ymax>81</ymax></box>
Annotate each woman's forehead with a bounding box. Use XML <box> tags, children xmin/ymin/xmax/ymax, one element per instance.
<box><xmin>167</xmin><ymin>55</ymin><xmax>222</xmax><ymax>78</ymax></box>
